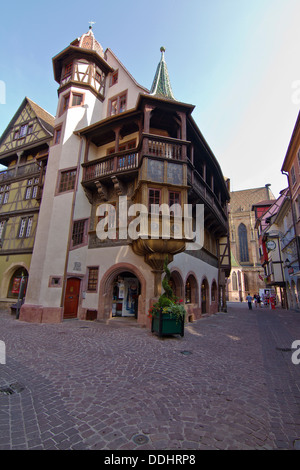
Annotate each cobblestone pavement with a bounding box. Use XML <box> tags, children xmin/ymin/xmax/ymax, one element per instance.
<box><xmin>0</xmin><ymin>302</ymin><xmax>300</xmax><ymax>451</ymax></box>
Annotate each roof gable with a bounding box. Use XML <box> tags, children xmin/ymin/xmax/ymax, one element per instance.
<box><xmin>0</xmin><ymin>97</ymin><xmax>54</xmax><ymax>158</ymax></box>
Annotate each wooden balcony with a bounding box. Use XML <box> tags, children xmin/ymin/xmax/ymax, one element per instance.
<box><xmin>82</xmin><ymin>134</ymin><xmax>188</xmax><ymax>188</ymax></box>
<box><xmin>143</xmin><ymin>133</ymin><xmax>187</xmax><ymax>161</ymax></box>
<box><xmin>187</xmin><ymin>164</ymin><xmax>228</xmax><ymax>233</ymax></box>
<box><xmin>0</xmin><ymin>162</ymin><xmax>40</xmax><ymax>183</ymax></box>
<box><xmin>82</xmin><ymin>151</ymin><xmax>139</xmax><ymax>184</ymax></box>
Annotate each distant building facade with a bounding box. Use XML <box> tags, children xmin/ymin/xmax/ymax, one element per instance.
<box><xmin>227</xmin><ymin>185</ymin><xmax>275</xmax><ymax>302</ymax></box>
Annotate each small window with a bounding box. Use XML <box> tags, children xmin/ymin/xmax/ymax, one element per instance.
<box><xmin>72</xmin><ymin>219</ymin><xmax>87</xmax><ymax>247</ymax></box>
<box><xmin>148</xmin><ymin>189</ymin><xmax>161</xmax><ymax>213</ymax></box>
<box><xmin>87</xmin><ymin>267</ymin><xmax>98</xmax><ymax>292</ymax></box>
<box><xmin>58</xmin><ymin>169</ymin><xmax>77</xmax><ymax>193</ymax></box>
<box><xmin>169</xmin><ymin>191</ymin><xmax>181</xmax><ymax>216</ymax></box>
<box><xmin>72</xmin><ymin>93</ymin><xmax>83</xmax><ymax>107</ymax></box>
<box><xmin>95</xmin><ymin>70</ymin><xmax>102</xmax><ymax>83</ymax></box>
<box><xmin>14</xmin><ymin>129</ymin><xmax>20</xmax><ymax>140</ymax></box>
<box><xmin>0</xmin><ymin>185</ymin><xmax>10</xmax><ymax>205</ymax></box>
<box><xmin>49</xmin><ymin>276</ymin><xmax>62</xmax><ymax>287</ymax></box>
<box><xmin>18</xmin><ymin>216</ymin><xmax>33</xmax><ymax>238</ymax></box>
<box><xmin>63</xmin><ymin>62</ymin><xmax>73</xmax><ymax>78</ymax></box>
<box><xmin>25</xmin><ymin>178</ymin><xmax>39</xmax><ymax>200</ymax></box>
<box><xmin>19</xmin><ymin>124</ymin><xmax>28</xmax><ymax>138</ymax></box>
<box><xmin>0</xmin><ymin>219</ymin><xmax>7</xmax><ymax>240</ymax></box>
<box><xmin>110</xmin><ymin>70</ymin><xmax>118</xmax><ymax>86</ymax></box>
<box><xmin>27</xmin><ymin>125</ymin><xmax>33</xmax><ymax>135</ymax></box>
<box><xmin>54</xmin><ymin>127</ymin><xmax>62</xmax><ymax>145</ymax></box>
<box><xmin>109</xmin><ymin>92</ymin><xmax>127</xmax><ymax>116</ymax></box>
<box><xmin>61</xmin><ymin>93</ymin><xmax>70</xmax><ymax>114</ymax></box>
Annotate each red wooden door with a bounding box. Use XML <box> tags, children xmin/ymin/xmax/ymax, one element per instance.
<box><xmin>63</xmin><ymin>278</ymin><xmax>80</xmax><ymax>319</ymax></box>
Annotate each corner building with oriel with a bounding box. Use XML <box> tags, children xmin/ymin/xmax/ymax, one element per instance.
<box><xmin>19</xmin><ymin>28</ymin><xmax>231</xmax><ymax>326</ymax></box>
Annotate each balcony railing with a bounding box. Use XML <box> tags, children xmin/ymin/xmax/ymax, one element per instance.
<box><xmin>148</xmin><ymin>138</ymin><xmax>182</xmax><ymax>160</ymax></box>
<box><xmin>82</xmin><ymin>152</ymin><xmax>139</xmax><ymax>182</ymax></box>
<box><xmin>0</xmin><ymin>162</ymin><xmax>40</xmax><ymax>183</ymax></box>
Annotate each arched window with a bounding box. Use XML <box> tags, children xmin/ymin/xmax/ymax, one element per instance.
<box><xmin>232</xmin><ymin>272</ymin><xmax>238</xmax><ymax>291</ymax></box>
<box><xmin>238</xmin><ymin>223</ymin><xmax>249</xmax><ymax>262</ymax></box>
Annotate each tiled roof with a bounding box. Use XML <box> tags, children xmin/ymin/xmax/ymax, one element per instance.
<box><xmin>230</xmin><ymin>187</ymin><xmax>275</xmax><ymax>214</ymax></box>
<box><xmin>150</xmin><ymin>47</ymin><xmax>175</xmax><ymax>100</ymax></box>
<box><xmin>71</xmin><ymin>26</ymin><xmax>104</xmax><ymax>58</ymax></box>
<box><xmin>26</xmin><ymin>97</ymin><xmax>55</xmax><ymax>133</ymax></box>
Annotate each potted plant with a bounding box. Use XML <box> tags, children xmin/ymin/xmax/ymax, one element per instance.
<box><xmin>150</xmin><ymin>258</ymin><xmax>185</xmax><ymax>337</ymax></box>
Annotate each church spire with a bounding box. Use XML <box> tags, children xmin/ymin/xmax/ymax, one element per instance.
<box><xmin>150</xmin><ymin>47</ymin><xmax>175</xmax><ymax>100</ymax></box>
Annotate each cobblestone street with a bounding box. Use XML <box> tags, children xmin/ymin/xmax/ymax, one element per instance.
<box><xmin>0</xmin><ymin>302</ymin><xmax>300</xmax><ymax>451</ymax></box>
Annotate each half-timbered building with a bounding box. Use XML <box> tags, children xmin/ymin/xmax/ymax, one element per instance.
<box><xmin>0</xmin><ymin>97</ymin><xmax>54</xmax><ymax>308</ymax></box>
<box><xmin>19</xmin><ymin>27</ymin><xmax>230</xmax><ymax>326</ymax></box>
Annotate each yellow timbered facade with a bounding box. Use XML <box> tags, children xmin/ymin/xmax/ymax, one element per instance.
<box><xmin>0</xmin><ymin>97</ymin><xmax>54</xmax><ymax>306</ymax></box>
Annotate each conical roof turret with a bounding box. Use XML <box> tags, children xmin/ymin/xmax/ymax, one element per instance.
<box><xmin>150</xmin><ymin>47</ymin><xmax>175</xmax><ymax>100</ymax></box>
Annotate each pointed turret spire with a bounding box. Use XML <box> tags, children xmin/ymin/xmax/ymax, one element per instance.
<box><xmin>150</xmin><ymin>47</ymin><xmax>175</xmax><ymax>100</ymax></box>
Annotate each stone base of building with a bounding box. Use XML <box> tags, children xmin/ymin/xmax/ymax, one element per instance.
<box><xmin>19</xmin><ymin>304</ymin><xmax>63</xmax><ymax>323</ymax></box>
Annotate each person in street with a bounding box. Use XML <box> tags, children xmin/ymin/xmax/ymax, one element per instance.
<box><xmin>246</xmin><ymin>293</ymin><xmax>253</xmax><ymax>310</ymax></box>
<box><xmin>257</xmin><ymin>294</ymin><xmax>261</xmax><ymax>308</ymax></box>
<box><xmin>253</xmin><ymin>294</ymin><xmax>257</xmax><ymax>308</ymax></box>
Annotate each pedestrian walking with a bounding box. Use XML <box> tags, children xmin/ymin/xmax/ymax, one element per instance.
<box><xmin>257</xmin><ymin>294</ymin><xmax>261</xmax><ymax>308</ymax></box>
<box><xmin>246</xmin><ymin>293</ymin><xmax>253</xmax><ymax>310</ymax></box>
<box><xmin>254</xmin><ymin>294</ymin><xmax>257</xmax><ymax>308</ymax></box>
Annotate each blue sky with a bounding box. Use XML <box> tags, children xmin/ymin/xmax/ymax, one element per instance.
<box><xmin>1</xmin><ymin>0</ymin><xmax>300</xmax><ymax>197</ymax></box>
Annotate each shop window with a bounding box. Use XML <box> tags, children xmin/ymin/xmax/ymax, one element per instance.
<box><xmin>7</xmin><ymin>267</ymin><xmax>28</xmax><ymax>299</ymax></box>
<box><xmin>185</xmin><ymin>280</ymin><xmax>191</xmax><ymax>303</ymax></box>
<box><xmin>211</xmin><ymin>281</ymin><xmax>217</xmax><ymax>301</ymax></box>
